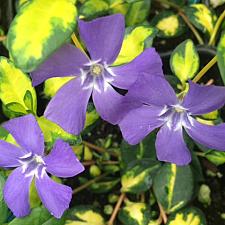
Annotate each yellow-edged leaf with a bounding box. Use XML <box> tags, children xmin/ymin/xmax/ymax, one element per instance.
<box><xmin>8</xmin><ymin>0</ymin><xmax>77</xmax><ymax>72</ymax></box>
<box><xmin>170</xmin><ymin>39</ymin><xmax>199</xmax><ymax>83</ymax></box>
<box><xmin>114</xmin><ymin>25</ymin><xmax>156</xmax><ymax>66</ymax></box>
<box><xmin>0</xmin><ymin>57</ymin><xmax>37</xmax><ymax>115</ymax></box>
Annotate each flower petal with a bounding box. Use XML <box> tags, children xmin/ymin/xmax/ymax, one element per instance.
<box><xmin>182</xmin><ymin>81</ymin><xmax>225</xmax><ymax>115</ymax></box>
<box><xmin>185</xmin><ymin>118</ymin><xmax>225</xmax><ymax>151</ymax></box>
<box><xmin>30</xmin><ymin>44</ymin><xmax>89</xmax><ymax>86</ymax></box>
<box><xmin>44</xmin><ymin>78</ymin><xmax>92</xmax><ymax>135</ymax></box>
<box><xmin>4</xmin><ymin>167</ymin><xmax>32</xmax><ymax>217</ymax></box>
<box><xmin>44</xmin><ymin>139</ymin><xmax>84</xmax><ymax>178</ymax></box>
<box><xmin>78</xmin><ymin>14</ymin><xmax>125</xmax><ymax>64</ymax></box>
<box><xmin>35</xmin><ymin>173</ymin><xmax>72</xmax><ymax>218</ymax></box>
<box><xmin>92</xmin><ymin>84</ymin><xmax>124</xmax><ymax>124</ymax></box>
<box><xmin>3</xmin><ymin>114</ymin><xmax>44</xmax><ymax>155</ymax></box>
<box><xmin>119</xmin><ymin>105</ymin><xmax>164</xmax><ymax>145</ymax></box>
<box><xmin>126</xmin><ymin>73</ymin><xmax>177</xmax><ymax>106</ymax></box>
<box><xmin>156</xmin><ymin>125</ymin><xmax>191</xmax><ymax>165</ymax></box>
<box><xmin>111</xmin><ymin>48</ymin><xmax>163</xmax><ymax>89</ymax></box>
<box><xmin>0</xmin><ymin>140</ymin><xmax>26</xmax><ymax>167</ymax></box>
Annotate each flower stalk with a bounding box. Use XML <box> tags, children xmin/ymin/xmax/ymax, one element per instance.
<box><xmin>72</xmin><ymin>172</ymin><xmax>109</xmax><ymax>194</ymax></box>
<box><xmin>192</xmin><ymin>56</ymin><xmax>217</xmax><ymax>83</ymax></box>
<box><xmin>208</xmin><ymin>9</ymin><xmax>225</xmax><ymax>46</ymax></box>
<box><xmin>71</xmin><ymin>33</ymin><xmax>89</xmax><ymax>58</ymax></box>
<box><xmin>155</xmin><ymin>0</ymin><xmax>204</xmax><ymax>45</ymax></box>
<box><xmin>83</xmin><ymin>140</ymin><xmax>119</xmax><ymax>157</ymax></box>
<box><xmin>108</xmin><ymin>192</ymin><xmax>126</xmax><ymax>225</ymax></box>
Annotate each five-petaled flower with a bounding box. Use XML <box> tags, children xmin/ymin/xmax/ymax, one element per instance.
<box><xmin>31</xmin><ymin>14</ymin><xmax>163</xmax><ymax>135</ymax></box>
<box><xmin>119</xmin><ymin>74</ymin><xmax>225</xmax><ymax>165</ymax></box>
<box><xmin>0</xmin><ymin>114</ymin><xmax>84</xmax><ymax>218</ymax></box>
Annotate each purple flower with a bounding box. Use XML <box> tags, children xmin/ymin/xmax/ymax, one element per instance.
<box><xmin>31</xmin><ymin>14</ymin><xmax>163</xmax><ymax>135</ymax></box>
<box><xmin>0</xmin><ymin>114</ymin><xmax>84</xmax><ymax>218</ymax></box>
<box><xmin>119</xmin><ymin>74</ymin><xmax>225</xmax><ymax>165</ymax></box>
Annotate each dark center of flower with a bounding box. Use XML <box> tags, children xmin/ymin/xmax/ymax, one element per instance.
<box><xmin>90</xmin><ymin>64</ymin><xmax>104</xmax><ymax>76</ymax></box>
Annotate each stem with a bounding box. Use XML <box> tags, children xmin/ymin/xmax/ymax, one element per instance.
<box><xmin>0</xmin><ymin>36</ymin><xmax>6</xmax><ymax>42</ymax></box>
<box><xmin>108</xmin><ymin>193</ymin><xmax>126</xmax><ymax>225</ymax></box>
<box><xmin>72</xmin><ymin>172</ymin><xmax>109</xmax><ymax>194</ymax></box>
<box><xmin>208</xmin><ymin>10</ymin><xmax>225</xmax><ymax>46</ymax></box>
<box><xmin>83</xmin><ymin>141</ymin><xmax>119</xmax><ymax>157</ymax></box>
<box><xmin>155</xmin><ymin>0</ymin><xmax>204</xmax><ymax>45</ymax></box>
<box><xmin>192</xmin><ymin>56</ymin><xmax>217</xmax><ymax>83</ymax></box>
<box><xmin>71</xmin><ymin>33</ymin><xmax>89</xmax><ymax>58</ymax></box>
<box><xmin>178</xmin><ymin>11</ymin><xmax>204</xmax><ymax>45</ymax></box>
<box><xmin>158</xmin><ymin>203</ymin><xmax>168</xmax><ymax>224</ymax></box>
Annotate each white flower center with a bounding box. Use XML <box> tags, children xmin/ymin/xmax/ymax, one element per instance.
<box><xmin>19</xmin><ymin>153</ymin><xmax>46</xmax><ymax>179</ymax></box>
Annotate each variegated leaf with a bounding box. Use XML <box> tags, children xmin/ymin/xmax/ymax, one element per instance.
<box><xmin>8</xmin><ymin>0</ymin><xmax>77</xmax><ymax>72</ymax></box>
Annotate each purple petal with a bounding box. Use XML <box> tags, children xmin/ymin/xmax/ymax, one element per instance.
<box><xmin>126</xmin><ymin>74</ymin><xmax>177</xmax><ymax>106</ymax></box>
<box><xmin>31</xmin><ymin>44</ymin><xmax>89</xmax><ymax>86</ymax></box>
<box><xmin>111</xmin><ymin>48</ymin><xmax>163</xmax><ymax>89</ymax></box>
<box><xmin>3</xmin><ymin>114</ymin><xmax>44</xmax><ymax>155</ymax></box>
<box><xmin>0</xmin><ymin>140</ymin><xmax>26</xmax><ymax>167</ymax></box>
<box><xmin>44</xmin><ymin>78</ymin><xmax>92</xmax><ymax>135</ymax></box>
<box><xmin>156</xmin><ymin>125</ymin><xmax>191</xmax><ymax>165</ymax></box>
<box><xmin>44</xmin><ymin>139</ymin><xmax>84</xmax><ymax>178</ymax></box>
<box><xmin>182</xmin><ymin>81</ymin><xmax>225</xmax><ymax>115</ymax></box>
<box><xmin>185</xmin><ymin>118</ymin><xmax>225</xmax><ymax>151</ymax></box>
<box><xmin>92</xmin><ymin>85</ymin><xmax>124</xmax><ymax>124</ymax></box>
<box><xmin>78</xmin><ymin>14</ymin><xmax>125</xmax><ymax>64</ymax></box>
<box><xmin>119</xmin><ymin>105</ymin><xmax>164</xmax><ymax>145</ymax></box>
<box><xmin>4</xmin><ymin>167</ymin><xmax>32</xmax><ymax>217</ymax></box>
<box><xmin>35</xmin><ymin>173</ymin><xmax>72</xmax><ymax>218</ymax></box>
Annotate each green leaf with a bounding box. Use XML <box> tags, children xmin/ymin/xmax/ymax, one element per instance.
<box><xmin>166</xmin><ymin>207</ymin><xmax>206</xmax><ymax>225</ymax></box>
<box><xmin>118</xmin><ymin>201</ymin><xmax>151</xmax><ymax>225</ymax></box>
<box><xmin>113</xmin><ymin>25</ymin><xmax>157</xmax><ymax>66</ymax></box>
<box><xmin>204</xmin><ymin>150</ymin><xmax>225</xmax><ymax>166</ymax></box>
<box><xmin>66</xmin><ymin>206</ymin><xmax>105</xmax><ymax>225</ymax></box>
<box><xmin>84</xmin><ymin>103</ymin><xmax>99</xmax><ymax>130</ymax></box>
<box><xmin>79</xmin><ymin>0</ymin><xmax>109</xmax><ymax>19</ymax></box>
<box><xmin>44</xmin><ymin>77</ymin><xmax>74</xmax><ymax>98</ymax></box>
<box><xmin>0</xmin><ymin>57</ymin><xmax>37</xmax><ymax>115</ymax></box>
<box><xmin>37</xmin><ymin>116</ymin><xmax>81</xmax><ymax>150</ymax></box>
<box><xmin>153</xmin><ymin>164</ymin><xmax>194</xmax><ymax>214</ymax></box>
<box><xmin>8</xmin><ymin>207</ymin><xmax>51</xmax><ymax>225</ymax></box>
<box><xmin>121</xmin><ymin>159</ymin><xmax>160</xmax><ymax>194</ymax></box>
<box><xmin>125</xmin><ymin>0</ymin><xmax>151</xmax><ymax>26</ymax></box>
<box><xmin>121</xmin><ymin>133</ymin><xmax>157</xmax><ymax>169</ymax></box>
<box><xmin>88</xmin><ymin>178</ymin><xmax>120</xmax><ymax>193</ymax></box>
<box><xmin>7</xmin><ymin>0</ymin><xmax>77</xmax><ymax>72</ymax></box>
<box><xmin>170</xmin><ymin>39</ymin><xmax>199</xmax><ymax>83</ymax></box>
<box><xmin>109</xmin><ymin>0</ymin><xmax>130</xmax><ymax>16</ymax></box>
<box><xmin>151</xmin><ymin>11</ymin><xmax>185</xmax><ymax>38</ymax></box>
<box><xmin>0</xmin><ymin>174</ymin><xmax>9</xmax><ymax>224</ymax></box>
<box><xmin>29</xmin><ymin>181</ymin><xmax>41</xmax><ymax>208</ymax></box>
<box><xmin>217</xmin><ymin>31</ymin><xmax>225</xmax><ymax>85</ymax></box>
<box><xmin>185</xmin><ymin>4</ymin><xmax>216</xmax><ymax>36</ymax></box>
<box><xmin>16</xmin><ymin>0</ymin><xmax>30</xmax><ymax>11</ymax></box>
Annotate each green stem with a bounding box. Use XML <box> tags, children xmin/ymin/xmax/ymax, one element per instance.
<box><xmin>72</xmin><ymin>172</ymin><xmax>109</xmax><ymax>194</ymax></box>
<box><xmin>192</xmin><ymin>56</ymin><xmax>217</xmax><ymax>83</ymax></box>
<box><xmin>155</xmin><ymin>0</ymin><xmax>204</xmax><ymax>45</ymax></box>
<box><xmin>208</xmin><ymin>10</ymin><xmax>225</xmax><ymax>46</ymax></box>
<box><xmin>71</xmin><ymin>33</ymin><xmax>89</xmax><ymax>58</ymax></box>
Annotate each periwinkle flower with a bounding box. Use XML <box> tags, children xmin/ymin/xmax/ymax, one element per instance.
<box><xmin>119</xmin><ymin>74</ymin><xmax>225</xmax><ymax>165</ymax></box>
<box><xmin>0</xmin><ymin>114</ymin><xmax>84</xmax><ymax>218</ymax></box>
<box><xmin>31</xmin><ymin>14</ymin><xmax>163</xmax><ymax>135</ymax></box>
